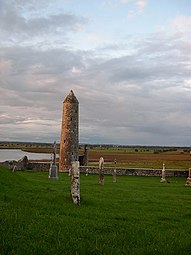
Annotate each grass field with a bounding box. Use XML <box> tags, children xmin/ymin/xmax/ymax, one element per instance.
<box><xmin>1</xmin><ymin>165</ymin><xmax>191</xmax><ymax>254</ymax></box>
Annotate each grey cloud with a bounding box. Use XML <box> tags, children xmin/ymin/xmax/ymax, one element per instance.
<box><xmin>23</xmin><ymin>14</ymin><xmax>85</xmax><ymax>35</ymax></box>
<box><xmin>0</xmin><ymin>2</ymin><xmax>86</xmax><ymax>42</ymax></box>
<box><xmin>1</xmin><ymin>15</ymin><xmax>191</xmax><ymax>145</ymax></box>
<box><xmin>0</xmin><ymin>46</ymin><xmax>85</xmax><ymax>73</ymax></box>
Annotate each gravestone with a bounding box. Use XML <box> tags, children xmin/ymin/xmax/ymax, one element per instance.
<box><xmin>160</xmin><ymin>163</ymin><xmax>167</xmax><ymax>183</ymax></box>
<box><xmin>99</xmin><ymin>157</ymin><xmax>104</xmax><ymax>185</ymax></box>
<box><xmin>49</xmin><ymin>141</ymin><xmax>58</xmax><ymax>179</ymax></box>
<box><xmin>185</xmin><ymin>168</ymin><xmax>191</xmax><ymax>186</ymax></box>
<box><xmin>112</xmin><ymin>159</ymin><xmax>117</xmax><ymax>183</ymax></box>
<box><xmin>71</xmin><ymin>161</ymin><xmax>80</xmax><ymax>205</ymax></box>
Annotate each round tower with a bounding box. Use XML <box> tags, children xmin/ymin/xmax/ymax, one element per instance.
<box><xmin>59</xmin><ymin>90</ymin><xmax>79</xmax><ymax>172</ymax></box>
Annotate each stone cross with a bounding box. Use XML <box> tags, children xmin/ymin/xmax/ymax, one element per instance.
<box><xmin>160</xmin><ymin>162</ymin><xmax>166</xmax><ymax>183</ymax></box>
<box><xmin>49</xmin><ymin>141</ymin><xmax>58</xmax><ymax>179</ymax></box>
<box><xmin>99</xmin><ymin>157</ymin><xmax>104</xmax><ymax>185</ymax></box>
<box><xmin>71</xmin><ymin>161</ymin><xmax>80</xmax><ymax>205</ymax></box>
<box><xmin>185</xmin><ymin>168</ymin><xmax>191</xmax><ymax>186</ymax></box>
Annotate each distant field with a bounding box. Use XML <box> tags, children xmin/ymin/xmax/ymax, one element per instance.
<box><xmin>0</xmin><ymin>165</ymin><xmax>191</xmax><ymax>254</ymax></box>
<box><xmin>1</xmin><ymin>144</ymin><xmax>191</xmax><ymax>169</ymax></box>
<box><xmin>88</xmin><ymin>149</ymin><xmax>191</xmax><ymax>169</ymax></box>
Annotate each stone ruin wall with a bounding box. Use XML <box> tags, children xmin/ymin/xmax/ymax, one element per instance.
<box><xmin>2</xmin><ymin>161</ymin><xmax>188</xmax><ymax>177</ymax></box>
<box><xmin>80</xmin><ymin>166</ymin><xmax>188</xmax><ymax>177</ymax></box>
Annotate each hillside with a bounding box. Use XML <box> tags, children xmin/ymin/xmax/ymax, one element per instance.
<box><xmin>0</xmin><ymin>165</ymin><xmax>191</xmax><ymax>254</ymax></box>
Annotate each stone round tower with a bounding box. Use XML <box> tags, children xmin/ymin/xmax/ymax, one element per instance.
<box><xmin>59</xmin><ymin>90</ymin><xmax>79</xmax><ymax>172</ymax></box>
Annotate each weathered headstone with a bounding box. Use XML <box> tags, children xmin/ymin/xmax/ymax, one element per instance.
<box><xmin>83</xmin><ymin>145</ymin><xmax>88</xmax><ymax>166</ymax></box>
<box><xmin>99</xmin><ymin>157</ymin><xmax>104</xmax><ymax>185</ymax></box>
<box><xmin>185</xmin><ymin>168</ymin><xmax>191</xmax><ymax>186</ymax></box>
<box><xmin>160</xmin><ymin>163</ymin><xmax>166</xmax><ymax>183</ymax></box>
<box><xmin>71</xmin><ymin>161</ymin><xmax>80</xmax><ymax>205</ymax></box>
<box><xmin>49</xmin><ymin>141</ymin><xmax>58</xmax><ymax>179</ymax></box>
<box><xmin>113</xmin><ymin>160</ymin><xmax>117</xmax><ymax>183</ymax></box>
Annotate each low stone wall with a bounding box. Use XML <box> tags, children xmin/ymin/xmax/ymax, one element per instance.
<box><xmin>1</xmin><ymin>161</ymin><xmax>53</xmax><ymax>172</ymax></box>
<box><xmin>27</xmin><ymin>162</ymin><xmax>53</xmax><ymax>171</ymax></box>
<box><xmin>79</xmin><ymin>166</ymin><xmax>188</xmax><ymax>177</ymax></box>
<box><xmin>1</xmin><ymin>161</ymin><xmax>188</xmax><ymax>177</ymax></box>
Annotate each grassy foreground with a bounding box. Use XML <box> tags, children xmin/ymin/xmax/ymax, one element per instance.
<box><xmin>0</xmin><ymin>165</ymin><xmax>191</xmax><ymax>255</ymax></box>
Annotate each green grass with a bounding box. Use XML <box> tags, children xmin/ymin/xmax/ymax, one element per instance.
<box><xmin>1</xmin><ymin>165</ymin><xmax>191</xmax><ymax>254</ymax></box>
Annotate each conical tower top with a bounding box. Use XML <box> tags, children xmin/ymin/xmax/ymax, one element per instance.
<box><xmin>64</xmin><ymin>90</ymin><xmax>79</xmax><ymax>104</ymax></box>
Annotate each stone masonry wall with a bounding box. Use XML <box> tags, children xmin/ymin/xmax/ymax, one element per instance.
<box><xmin>2</xmin><ymin>161</ymin><xmax>188</xmax><ymax>177</ymax></box>
<box><xmin>79</xmin><ymin>166</ymin><xmax>188</xmax><ymax>177</ymax></box>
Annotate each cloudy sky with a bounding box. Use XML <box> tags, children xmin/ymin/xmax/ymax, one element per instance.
<box><xmin>0</xmin><ymin>0</ymin><xmax>191</xmax><ymax>146</ymax></box>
